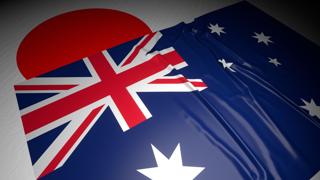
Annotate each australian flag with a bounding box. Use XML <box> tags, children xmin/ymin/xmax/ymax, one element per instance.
<box><xmin>14</xmin><ymin>1</ymin><xmax>320</xmax><ymax>179</ymax></box>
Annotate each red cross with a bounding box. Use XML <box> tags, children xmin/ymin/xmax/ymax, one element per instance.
<box><xmin>21</xmin><ymin>49</ymin><xmax>185</xmax><ymax>134</ymax></box>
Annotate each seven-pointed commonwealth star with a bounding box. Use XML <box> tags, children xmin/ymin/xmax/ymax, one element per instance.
<box><xmin>268</xmin><ymin>57</ymin><xmax>282</xmax><ymax>67</ymax></box>
<box><xmin>300</xmin><ymin>99</ymin><xmax>320</xmax><ymax>119</ymax></box>
<box><xmin>218</xmin><ymin>59</ymin><xmax>236</xmax><ymax>72</ymax></box>
<box><xmin>252</xmin><ymin>32</ymin><xmax>273</xmax><ymax>45</ymax></box>
<box><xmin>137</xmin><ymin>144</ymin><xmax>205</xmax><ymax>180</ymax></box>
<box><xmin>208</xmin><ymin>23</ymin><xmax>226</xmax><ymax>36</ymax></box>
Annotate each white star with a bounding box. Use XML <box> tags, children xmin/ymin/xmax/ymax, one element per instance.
<box><xmin>300</xmin><ymin>99</ymin><xmax>320</xmax><ymax>119</ymax></box>
<box><xmin>252</xmin><ymin>32</ymin><xmax>273</xmax><ymax>45</ymax></box>
<box><xmin>208</xmin><ymin>23</ymin><xmax>225</xmax><ymax>36</ymax></box>
<box><xmin>218</xmin><ymin>59</ymin><xmax>236</xmax><ymax>72</ymax></box>
<box><xmin>137</xmin><ymin>144</ymin><xmax>205</xmax><ymax>180</ymax></box>
<box><xmin>268</xmin><ymin>57</ymin><xmax>282</xmax><ymax>67</ymax></box>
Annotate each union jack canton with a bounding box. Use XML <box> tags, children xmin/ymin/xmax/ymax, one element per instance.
<box><xmin>14</xmin><ymin>32</ymin><xmax>207</xmax><ymax>179</ymax></box>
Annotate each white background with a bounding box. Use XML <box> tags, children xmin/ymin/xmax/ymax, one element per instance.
<box><xmin>0</xmin><ymin>1</ymin><xmax>319</xmax><ymax>179</ymax></box>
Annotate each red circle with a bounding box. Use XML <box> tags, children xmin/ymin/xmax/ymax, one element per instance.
<box><xmin>17</xmin><ymin>9</ymin><xmax>151</xmax><ymax>79</ymax></box>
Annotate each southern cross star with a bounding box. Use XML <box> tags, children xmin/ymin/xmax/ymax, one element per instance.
<box><xmin>252</xmin><ymin>32</ymin><xmax>273</xmax><ymax>45</ymax></box>
<box><xmin>208</xmin><ymin>23</ymin><xmax>226</xmax><ymax>36</ymax></box>
<box><xmin>218</xmin><ymin>58</ymin><xmax>236</xmax><ymax>72</ymax></box>
<box><xmin>137</xmin><ymin>144</ymin><xmax>205</xmax><ymax>180</ymax></box>
<box><xmin>300</xmin><ymin>98</ymin><xmax>320</xmax><ymax>119</ymax></box>
<box><xmin>268</xmin><ymin>57</ymin><xmax>282</xmax><ymax>67</ymax></box>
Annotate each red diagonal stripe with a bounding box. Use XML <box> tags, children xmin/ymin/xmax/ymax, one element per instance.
<box><xmin>190</xmin><ymin>81</ymin><xmax>207</xmax><ymax>87</ymax></box>
<box><xmin>39</xmin><ymin>105</ymin><xmax>104</xmax><ymax>179</ymax></box>
<box><xmin>120</xmin><ymin>50</ymin><xmax>185</xmax><ymax>86</ymax></box>
<box><xmin>121</xmin><ymin>32</ymin><xmax>156</xmax><ymax>67</ymax></box>
<box><xmin>21</xmin><ymin>52</ymin><xmax>117</xmax><ymax>134</ymax></box>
